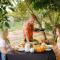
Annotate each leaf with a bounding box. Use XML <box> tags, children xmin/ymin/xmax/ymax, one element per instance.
<box><xmin>5</xmin><ymin>22</ymin><xmax>10</xmax><ymax>28</ymax></box>
<box><xmin>9</xmin><ymin>7</ymin><xmax>15</xmax><ymax>11</ymax></box>
<box><xmin>45</xmin><ymin>22</ymin><xmax>52</xmax><ymax>31</ymax></box>
<box><xmin>0</xmin><ymin>8</ymin><xmax>2</xmax><ymax>13</ymax></box>
<box><xmin>0</xmin><ymin>22</ymin><xmax>3</xmax><ymax>28</ymax></box>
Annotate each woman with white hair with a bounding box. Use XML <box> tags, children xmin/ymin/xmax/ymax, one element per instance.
<box><xmin>23</xmin><ymin>14</ymin><xmax>36</xmax><ymax>42</ymax></box>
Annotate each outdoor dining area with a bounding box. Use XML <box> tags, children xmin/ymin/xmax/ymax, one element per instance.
<box><xmin>0</xmin><ymin>0</ymin><xmax>60</xmax><ymax>60</ymax></box>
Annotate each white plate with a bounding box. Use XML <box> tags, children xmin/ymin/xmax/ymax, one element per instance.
<box><xmin>45</xmin><ymin>48</ymin><xmax>52</xmax><ymax>51</ymax></box>
<box><xmin>47</xmin><ymin>45</ymin><xmax>53</xmax><ymax>48</ymax></box>
<box><xmin>18</xmin><ymin>48</ymin><xmax>25</xmax><ymax>51</ymax></box>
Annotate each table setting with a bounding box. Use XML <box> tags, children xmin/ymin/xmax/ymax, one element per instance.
<box><xmin>16</xmin><ymin>39</ymin><xmax>53</xmax><ymax>53</ymax></box>
<box><xmin>6</xmin><ymin>40</ymin><xmax>56</xmax><ymax>60</ymax></box>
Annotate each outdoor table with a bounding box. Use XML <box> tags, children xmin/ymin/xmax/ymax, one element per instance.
<box><xmin>6</xmin><ymin>50</ymin><xmax>56</xmax><ymax>60</ymax></box>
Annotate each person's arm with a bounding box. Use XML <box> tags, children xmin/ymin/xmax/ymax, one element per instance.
<box><xmin>25</xmin><ymin>34</ymin><xmax>30</xmax><ymax>43</ymax></box>
<box><xmin>1</xmin><ymin>47</ymin><xmax>7</xmax><ymax>54</ymax></box>
<box><xmin>24</xmin><ymin>22</ymin><xmax>30</xmax><ymax>42</ymax></box>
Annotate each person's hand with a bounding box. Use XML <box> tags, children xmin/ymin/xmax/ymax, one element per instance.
<box><xmin>1</xmin><ymin>48</ymin><xmax>7</xmax><ymax>54</ymax></box>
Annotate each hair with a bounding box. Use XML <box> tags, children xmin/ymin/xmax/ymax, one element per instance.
<box><xmin>31</xmin><ymin>14</ymin><xmax>37</xmax><ymax>20</ymax></box>
<box><xmin>55</xmin><ymin>24</ymin><xmax>60</xmax><ymax>29</ymax></box>
<box><xmin>55</xmin><ymin>24</ymin><xmax>60</xmax><ymax>33</ymax></box>
<box><xmin>55</xmin><ymin>24</ymin><xmax>60</xmax><ymax>28</ymax></box>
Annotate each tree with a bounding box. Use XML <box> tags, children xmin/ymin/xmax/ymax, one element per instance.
<box><xmin>27</xmin><ymin>0</ymin><xmax>60</xmax><ymax>41</ymax></box>
<box><xmin>44</xmin><ymin>10</ymin><xmax>60</xmax><ymax>41</ymax></box>
<box><xmin>9</xmin><ymin>0</ymin><xmax>47</xmax><ymax>40</ymax></box>
<box><xmin>9</xmin><ymin>0</ymin><xmax>60</xmax><ymax>41</ymax></box>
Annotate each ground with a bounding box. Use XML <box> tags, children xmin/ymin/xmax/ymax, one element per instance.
<box><xmin>8</xmin><ymin>29</ymin><xmax>53</xmax><ymax>47</ymax></box>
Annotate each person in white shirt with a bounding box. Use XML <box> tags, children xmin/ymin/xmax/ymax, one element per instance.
<box><xmin>0</xmin><ymin>37</ymin><xmax>7</xmax><ymax>60</ymax></box>
<box><xmin>0</xmin><ymin>37</ymin><xmax>12</xmax><ymax>60</ymax></box>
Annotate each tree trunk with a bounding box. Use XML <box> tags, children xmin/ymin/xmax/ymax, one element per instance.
<box><xmin>43</xmin><ymin>31</ymin><xmax>47</xmax><ymax>40</ymax></box>
<box><xmin>52</xmin><ymin>27</ymin><xmax>57</xmax><ymax>42</ymax></box>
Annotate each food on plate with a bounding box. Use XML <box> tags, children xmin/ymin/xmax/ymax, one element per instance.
<box><xmin>33</xmin><ymin>45</ymin><xmax>46</xmax><ymax>52</ymax></box>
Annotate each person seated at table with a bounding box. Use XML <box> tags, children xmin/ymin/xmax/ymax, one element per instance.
<box><xmin>23</xmin><ymin>14</ymin><xmax>36</xmax><ymax>43</ymax></box>
<box><xmin>52</xmin><ymin>24</ymin><xmax>60</xmax><ymax>60</ymax></box>
<box><xmin>55</xmin><ymin>24</ymin><xmax>60</xmax><ymax>52</ymax></box>
<box><xmin>0</xmin><ymin>35</ymin><xmax>12</xmax><ymax>60</ymax></box>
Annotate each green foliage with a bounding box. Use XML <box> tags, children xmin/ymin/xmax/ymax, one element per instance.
<box><xmin>0</xmin><ymin>0</ymin><xmax>12</xmax><ymax>6</ymax></box>
<box><xmin>8</xmin><ymin>0</ymin><xmax>60</xmax><ymax>31</ymax></box>
<box><xmin>0</xmin><ymin>6</ymin><xmax>10</xmax><ymax>30</ymax></box>
<box><xmin>45</xmin><ymin>22</ymin><xmax>52</xmax><ymax>31</ymax></box>
<box><xmin>15</xmin><ymin>1</ymin><xmax>29</xmax><ymax>18</ymax></box>
<box><xmin>0</xmin><ymin>0</ymin><xmax>13</xmax><ymax>30</ymax></box>
<box><xmin>8</xmin><ymin>1</ymin><xmax>31</xmax><ymax>20</ymax></box>
<box><xmin>7</xmin><ymin>0</ymin><xmax>60</xmax><ymax>40</ymax></box>
<box><xmin>25</xmin><ymin>0</ymin><xmax>60</xmax><ymax>10</ymax></box>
